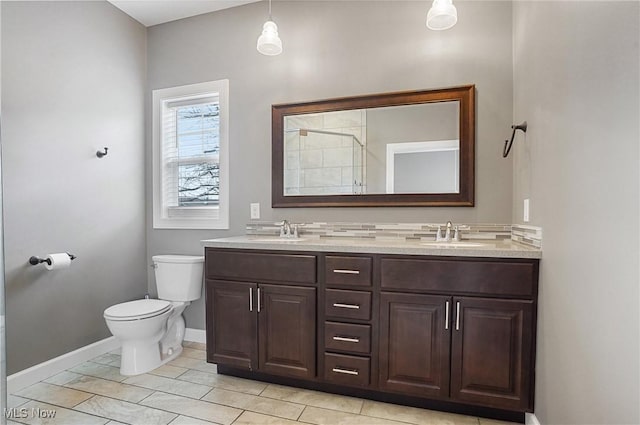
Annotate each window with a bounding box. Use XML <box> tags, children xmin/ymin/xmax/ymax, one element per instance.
<box><xmin>152</xmin><ymin>80</ymin><xmax>229</xmax><ymax>229</ymax></box>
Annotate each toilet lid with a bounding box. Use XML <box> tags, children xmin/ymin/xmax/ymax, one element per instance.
<box><xmin>104</xmin><ymin>299</ymin><xmax>172</xmax><ymax>321</ymax></box>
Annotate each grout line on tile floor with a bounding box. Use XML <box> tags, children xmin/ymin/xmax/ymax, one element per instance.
<box><xmin>295</xmin><ymin>404</ymin><xmax>308</xmax><ymax>421</ymax></box>
<box><xmin>136</xmin><ymin>390</ymin><xmax>157</xmax><ymax>404</ymax></box>
<box><xmin>174</xmin><ymin>368</ymin><xmax>190</xmax><ymax>380</ymax></box>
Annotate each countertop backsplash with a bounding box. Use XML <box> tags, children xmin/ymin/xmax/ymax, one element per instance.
<box><xmin>246</xmin><ymin>222</ymin><xmax>542</xmax><ymax>249</ymax></box>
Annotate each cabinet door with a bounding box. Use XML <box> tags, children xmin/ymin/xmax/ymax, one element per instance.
<box><xmin>258</xmin><ymin>284</ymin><xmax>316</xmax><ymax>379</ymax></box>
<box><xmin>379</xmin><ymin>292</ymin><xmax>451</xmax><ymax>399</ymax></box>
<box><xmin>206</xmin><ymin>280</ymin><xmax>257</xmax><ymax>370</ymax></box>
<box><xmin>450</xmin><ymin>297</ymin><xmax>533</xmax><ymax>411</ymax></box>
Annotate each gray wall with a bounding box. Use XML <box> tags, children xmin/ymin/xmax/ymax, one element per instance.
<box><xmin>512</xmin><ymin>2</ymin><xmax>639</xmax><ymax>423</ymax></box>
<box><xmin>146</xmin><ymin>0</ymin><xmax>514</xmax><ymax>329</ymax></box>
<box><xmin>1</xmin><ymin>1</ymin><xmax>147</xmax><ymax>374</ymax></box>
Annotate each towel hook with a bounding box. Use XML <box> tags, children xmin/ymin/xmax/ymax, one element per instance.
<box><xmin>96</xmin><ymin>147</ymin><xmax>108</xmax><ymax>158</ymax></box>
<box><xmin>503</xmin><ymin>121</ymin><xmax>527</xmax><ymax>158</ymax></box>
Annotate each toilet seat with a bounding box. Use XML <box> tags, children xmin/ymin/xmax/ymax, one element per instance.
<box><xmin>104</xmin><ymin>299</ymin><xmax>172</xmax><ymax>321</ymax></box>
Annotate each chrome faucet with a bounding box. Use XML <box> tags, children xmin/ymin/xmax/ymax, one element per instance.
<box><xmin>436</xmin><ymin>221</ymin><xmax>460</xmax><ymax>242</ymax></box>
<box><xmin>276</xmin><ymin>220</ymin><xmax>301</xmax><ymax>238</ymax></box>
<box><xmin>278</xmin><ymin>220</ymin><xmax>291</xmax><ymax>237</ymax></box>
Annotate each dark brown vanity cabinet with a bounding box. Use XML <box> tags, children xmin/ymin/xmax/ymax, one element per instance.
<box><xmin>205</xmin><ymin>250</ymin><xmax>317</xmax><ymax>379</ymax></box>
<box><xmin>379</xmin><ymin>293</ymin><xmax>534</xmax><ymax>411</ymax></box>
<box><xmin>379</xmin><ymin>292</ymin><xmax>451</xmax><ymax>399</ymax></box>
<box><xmin>450</xmin><ymin>297</ymin><xmax>533</xmax><ymax>411</ymax></box>
<box><xmin>258</xmin><ymin>284</ymin><xmax>316</xmax><ymax>378</ymax></box>
<box><xmin>379</xmin><ymin>257</ymin><xmax>537</xmax><ymax>412</ymax></box>
<box><xmin>207</xmin><ymin>280</ymin><xmax>257</xmax><ymax>370</ymax></box>
<box><xmin>206</xmin><ymin>247</ymin><xmax>539</xmax><ymax>419</ymax></box>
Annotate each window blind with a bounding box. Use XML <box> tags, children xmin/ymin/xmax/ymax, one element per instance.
<box><xmin>161</xmin><ymin>94</ymin><xmax>221</xmax><ymax>217</ymax></box>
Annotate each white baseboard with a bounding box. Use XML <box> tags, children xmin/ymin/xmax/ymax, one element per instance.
<box><xmin>7</xmin><ymin>336</ymin><xmax>120</xmax><ymax>394</ymax></box>
<box><xmin>526</xmin><ymin>413</ymin><xmax>541</xmax><ymax>425</ymax></box>
<box><xmin>184</xmin><ymin>327</ymin><xmax>206</xmax><ymax>344</ymax></box>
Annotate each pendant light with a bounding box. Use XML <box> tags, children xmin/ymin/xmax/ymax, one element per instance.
<box><xmin>257</xmin><ymin>0</ymin><xmax>282</xmax><ymax>56</ymax></box>
<box><xmin>426</xmin><ymin>0</ymin><xmax>458</xmax><ymax>31</ymax></box>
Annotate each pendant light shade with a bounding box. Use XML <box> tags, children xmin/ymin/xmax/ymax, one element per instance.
<box><xmin>257</xmin><ymin>0</ymin><xmax>282</xmax><ymax>56</ymax></box>
<box><xmin>257</xmin><ymin>20</ymin><xmax>282</xmax><ymax>55</ymax></box>
<box><xmin>426</xmin><ymin>0</ymin><xmax>458</xmax><ymax>31</ymax></box>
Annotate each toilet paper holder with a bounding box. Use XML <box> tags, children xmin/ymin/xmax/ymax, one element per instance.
<box><xmin>29</xmin><ymin>253</ymin><xmax>76</xmax><ymax>266</ymax></box>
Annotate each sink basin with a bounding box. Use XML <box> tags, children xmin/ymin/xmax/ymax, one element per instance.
<box><xmin>251</xmin><ymin>238</ymin><xmax>308</xmax><ymax>243</ymax></box>
<box><xmin>420</xmin><ymin>241</ymin><xmax>488</xmax><ymax>248</ymax></box>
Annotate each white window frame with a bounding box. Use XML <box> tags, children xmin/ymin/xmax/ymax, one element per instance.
<box><xmin>152</xmin><ymin>80</ymin><xmax>229</xmax><ymax>229</ymax></box>
<box><xmin>386</xmin><ymin>140</ymin><xmax>459</xmax><ymax>194</ymax></box>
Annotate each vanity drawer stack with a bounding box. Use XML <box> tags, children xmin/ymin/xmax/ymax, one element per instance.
<box><xmin>322</xmin><ymin>255</ymin><xmax>373</xmax><ymax>388</ymax></box>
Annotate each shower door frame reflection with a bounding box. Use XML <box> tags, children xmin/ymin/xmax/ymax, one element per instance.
<box><xmin>284</xmin><ymin>128</ymin><xmax>364</xmax><ymax>196</ymax></box>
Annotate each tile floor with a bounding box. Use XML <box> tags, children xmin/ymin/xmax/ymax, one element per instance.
<box><xmin>7</xmin><ymin>342</ymin><xmax>517</xmax><ymax>425</ymax></box>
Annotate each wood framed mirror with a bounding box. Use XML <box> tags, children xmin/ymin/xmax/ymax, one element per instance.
<box><xmin>272</xmin><ymin>85</ymin><xmax>475</xmax><ymax>207</ymax></box>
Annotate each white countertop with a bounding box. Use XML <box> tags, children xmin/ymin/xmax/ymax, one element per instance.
<box><xmin>201</xmin><ymin>236</ymin><xmax>542</xmax><ymax>259</ymax></box>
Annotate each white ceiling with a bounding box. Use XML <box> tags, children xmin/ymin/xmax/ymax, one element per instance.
<box><xmin>108</xmin><ymin>0</ymin><xmax>261</xmax><ymax>27</ymax></box>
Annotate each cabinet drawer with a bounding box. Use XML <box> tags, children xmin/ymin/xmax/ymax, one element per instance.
<box><xmin>206</xmin><ymin>249</ymin><xmax>316</xmax><ymax>284</ymax></box>
<box><xmin>325</xmin><ymin>289</ymin><xmax>371</xmax><ymax>321</ymax></box>
<box><xmin>381</xmin><ymin>257</ymin><xmax>536</xmax><ymax>297</ymax></box>
<box><xmin>324</xmin><ymin>322</ymin><xmax>371</xmax><ymax>354</ymax></box>
<box><xmin>324</xmin><ymin>353</ymin><xmax>370</xmax><ymax>387</ymax></box>
<box><xmin>325</xmin><ymin>256</ymin><xmax>372</xmax><ymax>287</ymax></box>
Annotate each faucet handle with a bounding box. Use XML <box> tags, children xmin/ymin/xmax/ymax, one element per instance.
<box><xmin>453</xmin><ymin>226</ymin><xmax>461</xmax><ymax>241</ymax></box>
<box><xmin>275</xmin><ymin>220</ymin><xmax>288</xmax><ymax>237</ymax></box>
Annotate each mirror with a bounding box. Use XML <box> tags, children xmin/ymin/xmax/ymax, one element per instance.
<box><xmin>272</xmin><ymin>85</ymin><xmax>474</xmax><ymax>207</ymax></box>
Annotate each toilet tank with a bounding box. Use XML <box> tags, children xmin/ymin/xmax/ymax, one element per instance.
<box><xmin>152</xmin><ymin>255</ymin><xmax>204</xmax><ymax>302</ymax></box>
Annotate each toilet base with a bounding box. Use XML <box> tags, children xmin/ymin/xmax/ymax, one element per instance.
<box><xmin>118</xmin><ymin>312</ymin><xmax>188</xmax><ymax>376</ymax></box>
<box><xmin>120</xmin><ymin>342</ymin><xmax>183</xmax><ymax>376</ymax></box>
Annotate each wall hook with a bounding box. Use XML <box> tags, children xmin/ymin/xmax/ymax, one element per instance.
<box><xmin>96</xmin><ymin>147</ymin><xmax>109</xmax><ymax>158</ymax></box>
<box><xmin>503</xmin><ymin>121</ymin><xmax>527</xmax><ymax>158</ymax></box>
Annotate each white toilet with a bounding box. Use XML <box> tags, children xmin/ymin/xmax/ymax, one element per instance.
<box><xmin>104</xmin><ymin>254</ymin><xmax>204</xmax><ymax>376</ymax></box>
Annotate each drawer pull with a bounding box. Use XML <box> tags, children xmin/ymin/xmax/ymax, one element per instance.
<box><xmin>333</xmin><ymin>303</ymin><xmax>360</xmax><ymax>309</ymax></box>
<box><xmin>455</xmin><ymin>301</ymin><xmax>461</xmax><ymax>331</ymax></box>
<box><xmin>332</xmin><ymin>367</ymin><xmax>359</xmax><ymax>376</ymax></box>
<box><xmin>333</xmin><ymin>269</ymin><xmax>360</xmax><ymax>275</ymax></box>
<box><xmin>249</xmin><ymin>288</ymin><xmax>253</xmax><ymax>312</ymax></box>
<box><xmin>332</xmin><ymin>336</ymin><xmax>360</xmax><ymax>343</ymax></box>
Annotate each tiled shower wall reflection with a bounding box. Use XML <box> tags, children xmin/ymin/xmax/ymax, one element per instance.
<box><xmin>284</xmin><ymin>110</ymin><xmax>367</xmax><ymax>195</ymax></box>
